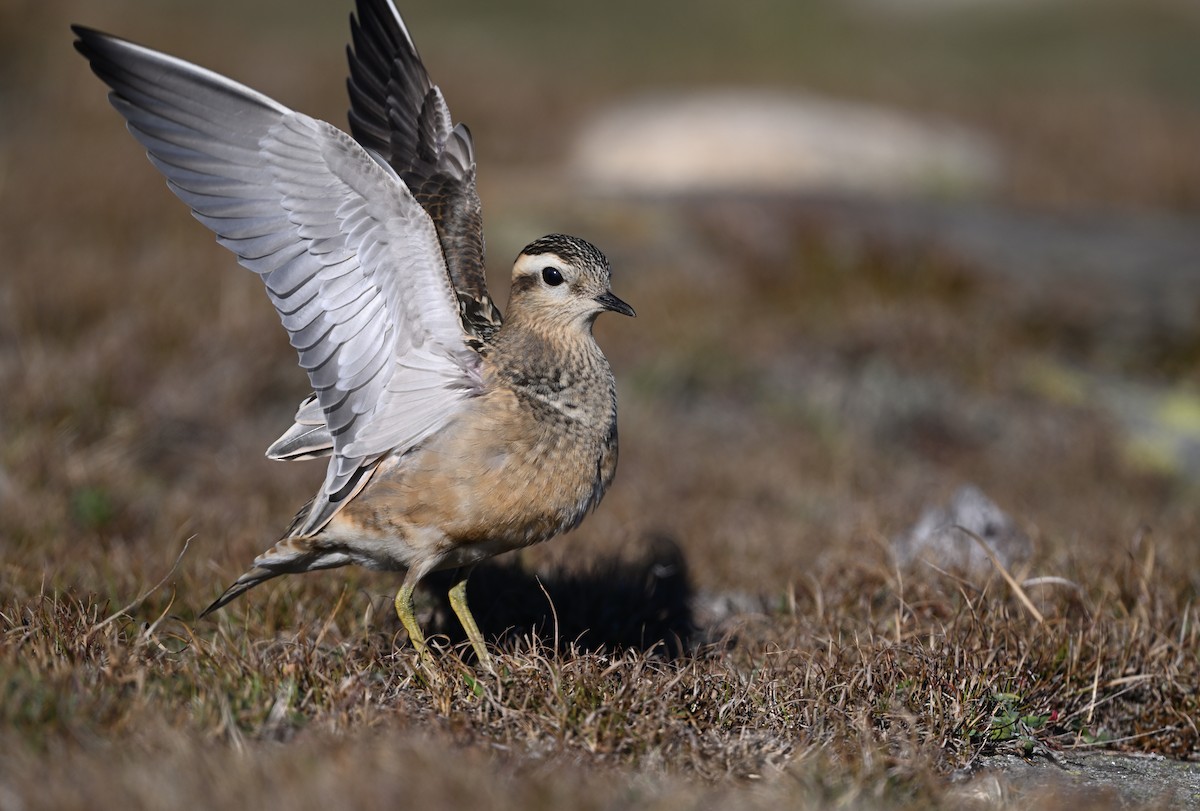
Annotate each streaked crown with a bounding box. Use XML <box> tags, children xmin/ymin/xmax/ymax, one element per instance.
<box><xmin>519</xmin><ymin>234</ymin><xmax>609</xmax><ymax>273</ymax></box>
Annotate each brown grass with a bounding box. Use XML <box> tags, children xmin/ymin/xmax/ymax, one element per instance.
<box><xmin>3</xmin><ymin>539</ymin><xmax>1196</xmax><ymax>809</ymax></box>
<box><xmin>3</xmin><ymin>0</ymin><xmax>1199</xmax><ymax>808</ymax></box>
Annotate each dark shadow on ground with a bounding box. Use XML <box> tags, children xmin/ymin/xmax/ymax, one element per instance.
<box><xmin>423</xmin><ymin>534</ymin><xmax>694</xmax><ymax>659</ymax></box>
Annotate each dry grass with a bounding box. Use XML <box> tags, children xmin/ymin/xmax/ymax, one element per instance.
<box><xmin>3</xmin><ymin>540</ymin><xmax>1196</xmax><ymax>809</ymax></box>
<box><xmin>3</xmin><ymin>0</ymin><xmax>1200</xmax><ymax>808</ymax></box>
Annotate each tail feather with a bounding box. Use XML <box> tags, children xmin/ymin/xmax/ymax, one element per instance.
<box><xmin>198</xmin><ymin>535</ymin><xmax>352</xmax><ymax>618</ymax></box>
<box><xmin>199</xmin><ymin>567</ymin><xmax>282</xmax><ymax>618</ymax></box>
<box><xmin>266</xmin><ymin>393</ymin><xmax>334</xmax><ymax>461</ymax></box>
<box><xmin>266</xmin><ymin>423</ymin><xmax>334</xmax><ymax>461</ymax></box>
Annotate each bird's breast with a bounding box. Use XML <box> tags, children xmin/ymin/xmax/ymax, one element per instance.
<box><xmin>350</xmin><ymin>367</ymin><xmax>618</xmax><ymax>555</ymax></box>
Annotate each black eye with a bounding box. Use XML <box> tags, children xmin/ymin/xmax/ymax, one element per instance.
<box><xmin>542</xmin><ymin>266</ymin><xmax>564</xmax><ymax>286</ymax></box>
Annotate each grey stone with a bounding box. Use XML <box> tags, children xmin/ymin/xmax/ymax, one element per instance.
<box><xmin>893</xmin><ymin>484</ymin><xmax>1032</xmax><ymax>573</ymax></box>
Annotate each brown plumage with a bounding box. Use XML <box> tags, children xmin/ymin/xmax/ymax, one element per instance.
<box><xmin>206</xmin><ymin>241</ymin><xmax>632</xmax><ymax>669</ymax></box>
<box><xmin>72</xmin><ymin>2</ymin><xmax>633</xmax><ymax>669</ymax></box>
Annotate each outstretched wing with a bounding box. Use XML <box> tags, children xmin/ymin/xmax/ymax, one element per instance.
<box><xmin>346</xmin><ymin>0</ymin><xmax>502</xmax><ymax>340</ymax></box>
<box><xmin>73</xmin><ymin>26</ymin><xmax>483</xmax><ymax>536</ymax></box>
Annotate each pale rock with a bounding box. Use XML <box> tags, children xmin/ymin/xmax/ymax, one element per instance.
<box><xmin>570</xmin><ymin>90</ymin><xmax>1001</xmax><ymax>197</ymax></box>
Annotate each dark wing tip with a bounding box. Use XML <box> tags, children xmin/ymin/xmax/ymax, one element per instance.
<box><xmin>71</xmin><ymin>23</ymin><xmax>104</xmax><ymax>58</ymax></box>
<box><xmin>71</xmin><ymin>23</ymin><xmax>125</xmax><ymax>55</ymax></box>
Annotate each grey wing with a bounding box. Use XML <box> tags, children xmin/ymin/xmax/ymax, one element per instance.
<box><xmin>74</xmin><ymin>26</ymin><xmax>483</xmax><ymax>536</ymax></box>
<box><xmin>346</xmin><ymin>0</ymin><xmax>502</xmax><ymax>340</ymax></box>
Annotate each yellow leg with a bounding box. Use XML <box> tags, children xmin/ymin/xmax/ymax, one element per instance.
<box><xmin>394</xmin><ymin>576</ymin><xmax>433</xmax><ymax>668</ymax></box>
<box><xmin>448</xmin><ymin>568</ymin><xmax>493</xmax><ymax>671</ymax></box>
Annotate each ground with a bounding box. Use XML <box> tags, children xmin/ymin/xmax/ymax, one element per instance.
<box><xmin>1</xmin><ymin>1</ymin><xmax>1198</xmax><ymax>808</ymax></box>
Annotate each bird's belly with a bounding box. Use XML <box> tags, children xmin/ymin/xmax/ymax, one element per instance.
<box><xmin>420</xmin><ymin>431</ymin><xmax>602</xmax><ymax>546</ymax></box>
<box><xmin>330</xmin><ymin>413</ymin><xmax>611</xmax><ymax>572</ymax></box>
<box><xmin>318</xmin><ymin>516</ymin><xmax>522</xmax><ymax>574</ymax></box>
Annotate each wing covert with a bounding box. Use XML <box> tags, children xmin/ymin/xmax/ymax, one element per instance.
<box><xmin>346</xmin><ymin>0</ymin><xmax>501</xmax><ymax>340</ymax></box>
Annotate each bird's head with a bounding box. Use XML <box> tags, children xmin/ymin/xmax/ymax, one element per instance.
<box><xmin>508</xmin><ymin>234</ymin><xmax>635</xmax><ymax>332</ymax></box>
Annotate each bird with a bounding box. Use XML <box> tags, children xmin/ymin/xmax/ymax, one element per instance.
<box><xmin>72</xmin><ymin>0</ymin><xmax>634</xmax><ymax>670</ymax></box>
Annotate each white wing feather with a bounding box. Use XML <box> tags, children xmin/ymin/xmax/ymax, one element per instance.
<box><xmin>74</xmin><ymin>28</ymin><xmax>481</xmax><ymax>534</ymax></box>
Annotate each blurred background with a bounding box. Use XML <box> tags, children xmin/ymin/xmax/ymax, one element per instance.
<box><xmin>1</xmin><ymin>0</ymin><xmax>1198</xmax><ymax>615</ymax></box>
